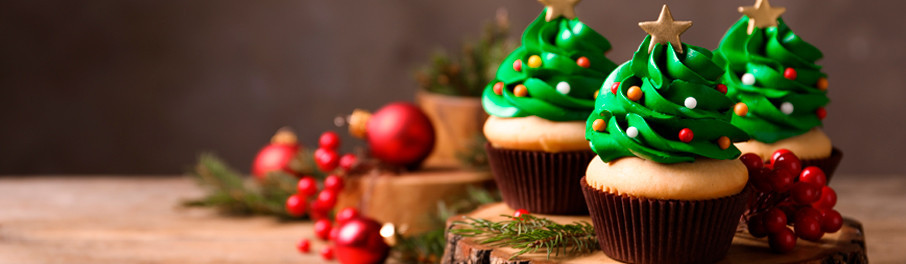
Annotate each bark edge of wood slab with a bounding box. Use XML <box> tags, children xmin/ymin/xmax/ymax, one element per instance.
<box><xmin>440</xmin><ymin>203</ymin><xmax>867</xmax><ymax>264</ymax></box>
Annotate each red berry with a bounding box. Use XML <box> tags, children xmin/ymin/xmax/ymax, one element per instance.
<box><xmin>791</xmin><ymin>182</ymin><xmax>821</xmax><ymax>205</ymax></box>
<box><xmin>309</xmin><ymin>200</ymin><xmax>330</xmax><ymax>220</ymax></box>
<box><xmin>339</xmin><ymin>153</ymin><xmax>358</xmax><ymax>172</ymax></box>
<box><xmin>285</xmin><ymin>194</ymin><xmax>307</xmax><ymax>217</ymax></box>
<box><xmin>821</xmin><ymin>209</ymin><xmax>843</xmax><ymax>233</ymax></box>
<box><xmin>317</xmin><ymin>189</ymin><xmax>338</xmax><ymax>208</ymax></box>
<box><xmin>335</xmin><ymin>207</ymin><xmax>360</xmax><ymax>224</ymax></box>
<box><xmin>747</xmin><ymin>214</ymin><xmax>768</xmax><ymax>238</ymax></box>
<box><xmin>793</xmin><ymin>207</ymin><xmax>822</xmax><ymax>223</ymax></box>
<box><xmin>610</xmin><ymin>82</ymin><xmax>620</xmax><ymax>95</ymax></box>
<box><xmin>764</xmin><ymin>208</ymin><xmax>788</xmax><ymax>233</ymax></box>
<box><xmin>320</xmin><ymin>246</ymin><xmax>335</xmax><ymax>260</ymax></box>
<box><xmin>740</xmin><ymin>153</ymin><xmax>764</xmax><ymax>171</ymax></box>
<box><xmin>314</xmin><ymin>219</ymin><xmax>332</xmax><ymax>240</ymax></box>
<box><xmin>773</xmin><ymin>152</ymin><xmax>802</xmax><ymax>175</ymax></box>
<box><xmin>297</xmin><ymin>238</ymin><xmax>311</xmax><ymax>253</ymax></box>
<box><xmin>513</xmin><ymin>59</ymin><xmax>522</xmax><ymax>72</ymax></box>
<box><xmin>812</xmin><ymin>186</ymin><xmax>837</xmax><ymax>210</ymax></box>
<box><xmin>297</xmin><ymin>176</ymin><xmax>318</xmax><ymax>196</ymax></box>
<box><xmin>678</xmin><ymin>128</ymin><xmax>694</xmax><ymax>143</ymax></box>
<box><xmin>319</xmin><ymin>131</ymin><xmax>341</xmax><ymax>150</ymax></box>
<box><xmin>768</xmin><ymin>169</ymin><xmax>795</xmax><ymax>192</ymax></box>
<box><xmin>795</xmin><ymin>216</ymin><xmax>824</xmax><ymax>241</ymax></box>
<box><xmin>770</xmin><ymin>149</ymin><xmax>792</xmax><ymax>164</ymax></box>
<box><xmin>716</xmin><ymin>84</ymin><xmax>728</xmax><ymax>94</ymax></box>
<box><xmin>769</xmin><ymin>227</ymin><xmax>797</xmax><ymax>253</ymax></box>
<box><xmin>799</xmin><ymin>166</ymin><xmax>827</xmax><ymax>186</ymax></box>
<box><xmin>816</xmin><ymin>107</ymin><xmax>827</xmax><ymax>120</ymax></box>
<box><xmin>784</xmin><ymin>67</ymin><xmax>798</xmax><ymax>80</ymax></box>
<box><xmin>324</xmin><ymin>175</ymin><xmax>344</xmax><ymax>192</ymax></box>
<box><xmin>751</xmin><ymin>167</ymin><xmax>774</xmax><ymax>192</ymax></box>
<box><xmin>513</xmin><ymin>209</ymin><xmax>530</xmax><ymax>218</ymax></box>
<box><xmin>315</xmin><ymin>148</ymin><xmax>340</xmax><ymax>172</ymax></box>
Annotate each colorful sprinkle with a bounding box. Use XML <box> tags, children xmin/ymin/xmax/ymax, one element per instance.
<box><xmin>678</xmin><ymin>128</ymin><xmax>694</xmax><ymax>143</ymax></box>
<box><xmin>627</xmin><ymin>86</ymin><xmax>642</xmax><ymax>101</ymax></box>
<box><xmin>626</xmin><ymin>127</ymin><xmax>639</xmax><ymax>138</ymax></box>
<box><xmin>493</xmin><ymin>82</ymin><xmax>504</xmax><ymax>95</ymax></box>
<box><xmin>610</xmin><ymin>82</ymin><xmax>620</xmax><ymax>95</ymax></box>
<box><xmin>514</xmin><ymin>84</ymin><xmax>528</xmax><ymax>97</ymax></box>
<box><xmin>741</xmin><ymin>73</ymin><xmax>756</xmax><ymax>85</ymax></box>
<box><xmin>513</xmin><ymin>60</ymin><xmax>522</xmax><ymax>72</ymax></box>
<box><xmin>784</xmin><ymin>67</ymin><xmax>797</xmax><ymax>80</ymax></box>
<box><xmin>592</xmin><ymin>119</ymin><xmax>606</xmax><ymax>132</ymax></box>
<box><xmin>576</xmin><ymin>56</ymin><xmax>590</xmax><ymax>68</ymax></box>
<box><xmin>780</xmin><ymin>102</ymin><xmax>794</xmax><ymax>115</ymax></box>
<box><xmin>527</xmin><ymin>55</ymin><xmax>542</xmax><ymax>68</ymax></box>
<box><xmin>716</xmin><ymin>84</ymin><xmax>728</xmax><ymax>94</ymax></box>
<box><xmin>817</xmin><ymin>77</ymin><xmax>829</xmax><ymax>91</ymax></box>
<box><xmin>556</xmin><ymin>82</ymin><xmax>570</xmax><ymax>94</ymax></box>
<box><xmin>684</xmin><ymin>97</ymin><xmax>697</xmax><ymax>109</ymax></box>
<box><xmin>718</xmin><ymin>136</ymin><xmax>731</xmax><ymax>150</ymax></box>
<box><xmin>593</xmin><ymin>90</ymin><xmax>600</xmax><ymax>99</ymax></box>
<box><xmin>734</xmin><ymin>102</ymin><xmax>749</xmax><ymax>116</ymax></box>
<box><xmin>816</xmin><ymin>107</ymin><xmax>827</xmax><ymax>120</ymax></box>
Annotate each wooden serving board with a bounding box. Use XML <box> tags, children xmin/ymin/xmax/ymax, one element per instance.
<box><xmin>442</xmin><ymin>203</ymin><xmax>867</xmax><ymax>264</ymax></box>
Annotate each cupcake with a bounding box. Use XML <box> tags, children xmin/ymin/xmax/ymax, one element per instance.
<box><xmin>712</xmin><ymin>0</ymin><xmax>842</xmax><ymax>179</ymax></box>
<box><xmin>581</xmin><ymin>6</ymin><xmax>751</xmax><ymax>263</ymax></box>
<box><xmin>483</xmin><ymin>1</ymin><xmax>617</xmax><ymax>215</ymax></box>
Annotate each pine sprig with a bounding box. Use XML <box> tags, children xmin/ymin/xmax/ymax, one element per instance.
<box><xmin>451</xmin><ymin>214</ymin><xmax>598</xmax><ymax>259</ymax></box>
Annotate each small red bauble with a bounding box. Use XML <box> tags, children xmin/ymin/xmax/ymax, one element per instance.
<box><xmin>334</xmin><ymin>217</ymin><xmax>390</xmax><ymax>264</ymax></box>
<box><xmin>791</xmin><ymin>182</ymin><xmax>821</xmax><ymax>205</ymax></box>
<box><xmin>317</xmin><ymin>189</ymin><xmax>338</xmax><ymax>208</ymax></box>
<box><xmin>324</xmin><ymin>175</ymin><xmax>345</xmax><ymax>192</ymax></box>
<box><xmin>610</xmin><ymin>82</ymin><xmax>620</xmax><ymax>95</ymax></box>
<box><xmin>319</xmin><ymin>131</ymin><xmax>341</xmax><ymax>150</ymax></box>
<box><xmin>315</xmin><ymin>148</ymin><xmax>340</xmax><ymax>172</ymax></box>
<box><xmin>336</xmin><ymin>207</ymin><xmax>361</xmax><ymax>224</ymax></box>
<box><xmin>812</xmin><ymin>186</ymin><xmax>837</xmax><ymax>210</ymax></box>
<box><xmin>783</xmin><ymin>67</ymin><xmax>798</xmax><ymax>80</ymax></box>
<box><xmin>769</xmin><ymin>227</ymin><xmax>797</xmax><ymax>253</ymax></box>
<box><xmin>339</xmin><ymin>153</ymin><xmax>358</xmax><ymax>172</ymax></box>
<box><xmin>297</xmin><ymin>176</ymin><xmax>318</xmax><ymax>196</ymax></box>
<box><xmin>513</xmin><ymin>209</ymin><xmax>529</xmax><ymax>218</ymax></box>
<box><xmin>351</xmin><ymin>102</ymin><xmax>435</xmax><ymax>169</ymax></box>
<box><xmin>252</xmin><ymin>129</ymin><xmax>300</xmax><ymax>180</ymax></box>
<box><xmin>716</xmin><ymin>84</ymin><xmax>728</xmax><ymax>94</ymax></box>
<box><xmin>799</xmin><ymin>166</ymin><xmax>827</xmax><ymax>186</ymax></box>
<box><xmin>314</xmin><ymin>219</ymin><xmax>333</xmax><ymax>241</ymax></box>
<box><xmin>816</xmin><ymin>107</ymin><xmax>827</xmax><ymax>120</ymax></box>
<box><xmin>821</xmin><ymin>209</ymin><xmax>843</xmax><ymax>233</ymax></box>
<box><xmin>285</xmin><ymin>194</ymin><xmax>307</xmax><ymax>217</ymax></box>
<box><xmin>320</xmin><ymin>246</ymin><xmax>335</xmax><ymax>260</ymax></box>
<box><xmin>678</xmin><ymin>128</ymin><xmax>694</xmax><ymax>143</ymax></box>
<box><xmin>297</xmin><ymin>238</ymin><xmax>311</xmax><ymax>253</ymax></box>
<box><xmin>513</xmin><ymin>59</ymin><xmax>523</xmax><ymax>72</ymax></box>
<box><xmin>576</xmin><ymin>56</ymin><xmax>590</xmax><ymax>68</ymax></box>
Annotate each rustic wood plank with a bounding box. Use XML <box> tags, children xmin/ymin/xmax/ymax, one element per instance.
<box><xmin>443</xmin><ymin>203</ymin><xmax>866</xmax><ymax>264</ymax></box>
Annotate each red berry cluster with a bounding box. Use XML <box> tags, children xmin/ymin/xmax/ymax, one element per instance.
<box><xmin>740</xmin><ymin>149</ymin><xmax>843</xmax><ymax>253</ymax></box>
<box><xmin>296</xmin><ymin>207</ymin><xmax>362</xmax><ymax>260</ymax></box>
<box><xmin>315</xmin><ymin>131</ymin><xmax>358</xmax><ymax>173</ymax></box>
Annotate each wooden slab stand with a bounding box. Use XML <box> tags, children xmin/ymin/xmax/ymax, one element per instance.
<box><xmin>442</xmin><ymin>203</ymin><xmax>867</xmax><ymax>264</ymax></box>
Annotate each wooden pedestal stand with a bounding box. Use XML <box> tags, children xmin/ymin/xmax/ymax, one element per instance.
<box><xmin>442</xmin><ymin>203</ymin><xmax>867</xmax><ymax>264</ymax></box>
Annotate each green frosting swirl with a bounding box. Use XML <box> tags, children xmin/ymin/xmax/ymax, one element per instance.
<box><xmin>585</xmin><ymin>36</ymin><xmax>749</xmax><ymax>163</ymax></box>
<box><xmin>482</xmin><ymin>9</ymin><xmax>617</xmax><ymax>121</ymax></box>
<box><xmin>713</xmin><ymin>17</ymin><xmax>829</xmax><ymax>143</ymax></box>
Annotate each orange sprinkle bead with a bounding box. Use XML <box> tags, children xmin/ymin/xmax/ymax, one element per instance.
<box><xmin>734</xmin><ymin>102</ymin><xmax>749</xmax><ymax>116</ymax></box>
<box><xmin>527</xmin><ymin>55</ymin><xmax>542</xmax><ymax>68</ymax></box>
<box><xmin>627</xmin><ymin>86</ymin><xmax>643</xmax><ymax>101</ymax></box>
<box><xmin>593</xmin><ymin>90</ymin><xmax>600</xmax><ymax>99</ymax></box>
<box><xmin>718</xmin><ymin>136</ymin><xmax>731</xmax><ymax>150</ymax></box>
<box><xmin>576</xmin><ymin>56</ymin><xmax>590</xmax><ymax>68</ymax></box>
<box><xmin>493</xmin><ymin>82</ymin><xmax>504</xmax><ymax>95</ymax></box>
<box><xmin>592</xmin><ymin>119</ymin><xmax>607</xmax><ymax>132</ymax></box>
<box><xmin>514</xmin><ymin>84</ymin><xmax>528</xmax><ymax>97</ymax></box>
<box><xmin>817</xmin><ymin>77</ymin><xmax>829</xmax><ymax>91</ymax></box>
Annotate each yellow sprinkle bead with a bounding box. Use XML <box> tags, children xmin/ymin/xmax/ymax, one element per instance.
<box><xmin>527</xmin><ymin>55</ymin><xmax>542</xmax><ymax>68</ymax></box>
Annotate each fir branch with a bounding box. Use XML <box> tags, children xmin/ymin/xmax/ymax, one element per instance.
<box><xmin>451</xmin><ymin>214</ymin><xmax>598</xmax><ymax>259</ymax></box>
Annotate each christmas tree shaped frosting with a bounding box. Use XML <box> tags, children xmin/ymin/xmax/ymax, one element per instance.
<box><xmin>482</xmin><ymin>0</ymin><xmax>617</xmax><ymax>121</ymax></box>
<box><xmin>713</xmin><ymin>0</ymin><xmax>830</xmax><ymax>143</ymax></box>
<box><xmin>585</xmin><ymin>5</ymin><xmax>749</xmax><ymax>163</ymax></box>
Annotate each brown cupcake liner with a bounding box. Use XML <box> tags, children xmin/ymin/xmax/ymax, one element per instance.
<box><xmin>581</xmin><ymin>178</ymin><xmax>751</xmax><ymax>264</ymax></box>
<box><xmin>485</xmin><ymin>143</ymin><xmax>596</xmax><ymax>215</ymax></box>
<box><xmin>802</xmin><ymin>147</ymin><xmax>843</xmax><ymax>183</ymax></box>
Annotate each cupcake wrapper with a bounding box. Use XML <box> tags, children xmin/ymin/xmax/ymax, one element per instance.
<box><xmin>581</xmin><ymin>178</ymin><xmax>751</xmax><ymax>264</ymax></box>
<box><xmin>485</xmin><ymin>143</ymin><xmax>596</xmax><ymax>215</ymax></box>
<box><xmin>802</xmin><ymin>147</ymin><xmax>843</xmax><ymax>183</ymax></box>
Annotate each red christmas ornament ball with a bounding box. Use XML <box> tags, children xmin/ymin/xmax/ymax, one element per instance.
<box><xmin>354</xmin><ymin>102</ymin><xmax>435</xmax><ymax>169</ymax></box>
<box><xmin>252</xmin><ymin>129</ymin><xmax>301</xmax><ymax>180</ymax></box>
<box><xmin>333</xmin><ymin>217</ymin><xmax>390</xmax><ymax>264</ymax></box>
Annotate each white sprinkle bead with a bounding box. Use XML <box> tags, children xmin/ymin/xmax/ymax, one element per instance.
<box><xmin>780</xmin><ymin>102</ymin><xmax>794</xmax><ymax>114</ymax></box>
<box><xmin>684</xmin><ymin>97</ymin><xmax>697</xmax><ymax>109</ymax></box>
<box><xmin>556</xmin><ymin>82</ymin><xmax>571</xmax><ymax>94</ymax></box>
<box><xmin>626</xmin><ymin>127</ymin><xmax>639</xmax><ymax>138</ymax></box>
<box><xmin>741</xmin><ymin>73</ymin><xmax>756</xmax><ymax>85</ymax></box>
<box><xmin>589</xmin><ymin>141</ymin><xmax>594</xmax><ymax>149</ymax></box>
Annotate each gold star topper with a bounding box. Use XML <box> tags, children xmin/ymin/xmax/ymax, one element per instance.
<box><xmin>639</xmin><ymin>5</ymin><xmax>692</xmax><ymax>54</ymax></box>
<box><xmin>739</xmin><ymin>0</ymin><xmax>786</xmax><ymax>34</ymax></box>
<box><xmin>538</xmin><ymin>0</ymin><xmax>581</xmax><ymax>22</ymax></box>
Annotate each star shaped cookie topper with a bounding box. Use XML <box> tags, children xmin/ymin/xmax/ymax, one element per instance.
<box><xmin>639</xmin><ymin>5</ymin><xmax>693</xmax><ymax>54</ymax></box>
<box><xmin>538</xmin><ymin>0</ymin><xmax>581</xmax><ymax>21</ymax></box>
<box><xmin>739</xmin><ymin>0</ymin><xmax>786</xmax><ymax>34</ymax></box>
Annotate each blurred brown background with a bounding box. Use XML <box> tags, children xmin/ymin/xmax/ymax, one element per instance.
<box><xmin>0</xmin><ymin>0</ymin><xmax>901</xmax><ymax>175</ymax></box>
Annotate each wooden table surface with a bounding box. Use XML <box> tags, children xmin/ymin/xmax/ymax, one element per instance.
<box><xmin>0</xmin><ymin>174</ymin><xmax>903</xmax><ymax>264</ymax></box>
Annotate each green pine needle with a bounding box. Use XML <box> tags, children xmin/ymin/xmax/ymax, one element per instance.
<box><xmin>451</xmin><ymin>214</ymin><xmax>598</xmax><ymax>260</ymax></box>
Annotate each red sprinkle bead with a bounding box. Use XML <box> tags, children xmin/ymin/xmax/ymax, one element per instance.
<box><xmin>716</xmin><ymin>84</ymin><xmax>728</xmax><ymax>94</ymax></box>
<box><xmin>611</xmin><ymin>82</ymin><xmax>620</xmax><ymax>95</ymax></box>
<box><xmin>816</xmin><ymin>107</ymin><xmax>827</xmax><ymax>120</ymax></box>
<box><xmin>784</xmin><ymin>67</ymin><xmax>798</xmax><ymax>80</ymax></box>
<box><xmin>576</xmin><ymin>56</ymin><xmax>590</xmax><ymax>68</ymax></box>
<box><xmin>513</xmin><ymin>59</ymin><xmax>523</xmax><ymax>72</ymax></box>
<box><xmin>493</xmin><ymin>82</ymin><xmax>504</xmax><ymax>95</ymax></box>
<box><xmin>678</xmin><ymin>128</ymin><xmax>694</xmax><ymax>143</ymax></box>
